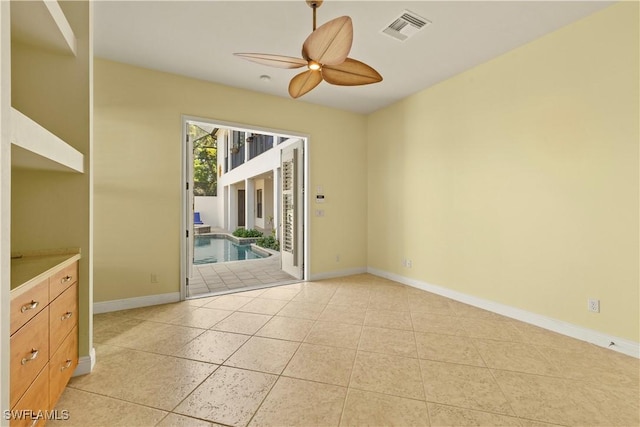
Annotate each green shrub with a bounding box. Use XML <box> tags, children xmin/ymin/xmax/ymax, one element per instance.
<box><xmin>256</xmin><ymin>235</ymin><xmax>280</xmax><ymax>251</ymax></box>
<box><xmin>232</xmin><ymin>228</ymin><xmax>263</xmax><ymax>238</ymax></box>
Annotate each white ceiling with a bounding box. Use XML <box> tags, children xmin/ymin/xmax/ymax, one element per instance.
<box><xmin>94</xmin><ymin>1</ymin><xmax>613</xmax><ymax>114</ymax></box>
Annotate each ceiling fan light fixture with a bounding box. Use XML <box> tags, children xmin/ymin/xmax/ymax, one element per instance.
<box><xmin>308</xmin><ymin>61</ymin><xmax>321</xmax><ymax>71</ymax></box>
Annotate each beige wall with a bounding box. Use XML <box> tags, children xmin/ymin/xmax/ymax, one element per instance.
<box><xmin>368</xmin><ymin>3</ymin><xmax>639</xmax><ymax>341</ymax></box>
<box><xmin>93</xmin><ymin>59</ymin><xmax>368</xmax><ymax>302</ymax></box>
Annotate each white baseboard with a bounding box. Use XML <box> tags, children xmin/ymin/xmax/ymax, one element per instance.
<box><xmin>367</xmin><ymin>267</ymin><xmax>639</xmax><ymax>359</ymax></box>
<box><xmin>310</xmin><ymin>267</ymin><xmax>367</xmax><ymax>281</ymax></box>
<box><xmin>73</xmin><ymin>346</ymin><xmax>95</xmax><ymax>376</ymax></box>
<box><xmin>93</xmin><ymin>292</ymin><xmax>181</xmax><ymax>314</ymax></box>
<box><xmin>88</xmin><ymin>270</ymin><xmax>638</xmax><ymax>359</ymax></box>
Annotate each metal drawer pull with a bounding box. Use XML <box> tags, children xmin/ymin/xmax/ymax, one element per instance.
<box><xmin>21</xmin><ymin>349</ymin><xmax>39</xmax><ymax>365</ymax></box>
<box><xmin>61</xmin><ymin>311</ymin><xmax>73</xmax><ymax>321</ymax></box>
<box><xmin>61</xmin><ymin>275</ymin><xmax>73</xmax><ymax>283</ymax></box>
<box><xmin>61</xmin><ymin>359</ymin><xmax>73</xmax><ymax>371</ymax></box>
<box><xmin>20</xmin><ymin>300</ymin><xmax>39</xmax><ymax>313</ymax></box>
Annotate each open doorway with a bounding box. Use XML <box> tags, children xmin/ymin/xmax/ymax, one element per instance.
<box><xmin>181</xmin><ymin>116</ymin><xmax>309</xmax><ymax>299</ymax></box>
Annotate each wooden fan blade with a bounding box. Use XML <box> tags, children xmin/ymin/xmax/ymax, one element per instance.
<box><xmin>288</xmin><ymin>70</ymin><xmax>323</xmax><ymax>98</ymax></box>
<box><xmin>302</xmin><ymin>16</ymin><xmax>352</xmax><ymax>66</ymax></box>
<box><xmin>322</xmin><ymin>58</ymin><xmax>383</xmax><ymax>86</ymax></box>
<box><xmin>234</xmin><ymin>53</ymin><xmax>307</xmax><ymax>69</ymax></box>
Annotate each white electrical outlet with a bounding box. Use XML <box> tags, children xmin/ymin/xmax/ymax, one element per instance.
<box><xmin>407</xmin><ymin>260</ymin><xmax>412</xmax><ymax>268</ymax></box>
<box><xmin>588</xmin><ymin>298</ymin><xmax>600</xmax><ymax>313</ymax></box>
<box><xmin>150</xmin><ymin>273</ymin><xmax>158</xmax><ymax>284</ymax></box>
<box><xmin>335</xmin><ymin>254</ymin><xmax>340</xmax><ymax>263</ymax></box>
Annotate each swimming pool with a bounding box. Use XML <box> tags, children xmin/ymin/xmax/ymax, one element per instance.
<box><xmin>194</xmin><ymin>236</ymin><xmax>268</xmax><ymax>264</ymax></box>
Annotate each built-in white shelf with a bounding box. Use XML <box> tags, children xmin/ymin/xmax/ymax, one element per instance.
<box><xmin>11</xmin><ymin>0</ymin><xmax>77</xmax><ymax>56</ymax></box>
<box><xmin>11</xmin><ymin>108</ymin><xmax>84</xmax><ymax>173</ymax></box>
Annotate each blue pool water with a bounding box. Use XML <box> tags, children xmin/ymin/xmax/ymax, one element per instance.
<box><xmin>194</xmin><ymin>236</ymin><xmax>267</xmax><ymax>264</ymax></box>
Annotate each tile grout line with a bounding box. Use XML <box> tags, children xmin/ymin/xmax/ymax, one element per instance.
<box><xmin>243</xmin><ymin>285</ymin><xmax>311</xmax><ymax>427</ymax></box>
<box><xmin>464</xmin><ymin>302</ymin><xmax>533</xmax><ymax>424</ymax></box>
<box><xmin>410</xmin><ymin>291</ymin><xmax>433</xmax><ymax>427</ymax></box>
<box><xmin>336</xmin><ymin>290</ymin><xmax>371</xmax><ymax>425</ymax></box>
<box><xmin>168</xmin><ymin>289</ymin><xmax>299</xmax><ymax>426</ymax></box>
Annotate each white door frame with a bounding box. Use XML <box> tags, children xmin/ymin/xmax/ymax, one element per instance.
<box><xmin>180</xmin><ymin>115</ymin><xmax>310</xmax><ymax>300</ymax></box>
<box><xmin>280</xmin><ymin>141</ymin><xmax>304</xmax><ymax>279</ymax></box>
<box><xmin>181</xmin><ymin>119</ymin><xmax>194</xmax><ymax>300</ymax></box>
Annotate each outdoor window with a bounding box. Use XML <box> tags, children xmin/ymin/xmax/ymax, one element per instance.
<box><xmin>257</xmin><ymin>189</ymin><xmax>263</xmax><ymax>218</ymax></box>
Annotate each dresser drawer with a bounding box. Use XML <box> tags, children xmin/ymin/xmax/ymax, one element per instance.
<box><xmin>49</xmin><ymin>261</ymin><xmax>77</xmax><ymax>301</ymax></box>
<box><xmin>49</xmin><ymin>326</ymin><xmax>78</xmax><ymax>409</ymax></box>
<box><xmin>10</xmin><ymin>308</ymin><xmax>49</xmax><ymax>408</ymax></box>
<box><xmin>10</xmin><ymin>363</ymin><xmax>50</xmax><ymax>427</ymax></box>
<box><xmin>49</xmin><ymin>283</ymin><xmax>77</xmax><ymax>353</ymax></box>
<box><xmin>10</xmin><ymin>278</ymin><xmax>49</xmax><ymax>335</ymax></box>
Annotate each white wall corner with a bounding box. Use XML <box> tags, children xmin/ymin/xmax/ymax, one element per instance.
<box><xmin>93</xmin><ymin>292</ymin><xmax>180</xmax><ymax>314</ymax></box>
<box><xmin>73</xmin><ymin>346</ymin><xmax>96</xmax><ymax>377</ymax></box>
<box><xmin>367</xmin><ymin>267</ymin><xmax>640</xmax><ymax>359</ymax></box>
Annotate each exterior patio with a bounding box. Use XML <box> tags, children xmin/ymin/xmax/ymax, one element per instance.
<box><xmin>187</xmin><ymin>228</ymin><xmax>296</xmax><ymax>297</ymax></box>
<box><xmin>189</xmin><ymin>257</ymin><xmax>297</xmax><ymax>296</ymax></box>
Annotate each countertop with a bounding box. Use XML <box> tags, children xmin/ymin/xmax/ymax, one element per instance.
<box><xmin>11</xmin><ymin>248</ymin><xmax>81</xmax><ymax>293</ymax></box>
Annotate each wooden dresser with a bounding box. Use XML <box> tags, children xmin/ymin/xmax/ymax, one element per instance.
<box><xmin>10</xmin><ymin>252</ymin><xmax>80</xmax><ymax>427</ymax></box>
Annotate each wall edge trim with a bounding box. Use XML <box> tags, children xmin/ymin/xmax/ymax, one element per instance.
<box><xmin>93</xmin><ymin>292</ymin><xmax>180</xmax><ymax>314</ymax></box>
<box><xmin>367</xmin><ymin>267</ymin><xmax>639</xmax><ymax>359</ymax></box>
<box><xmin>72</xmin><ymin>346</ymin><xmax>96</xmax><ymax>376</ymax></box>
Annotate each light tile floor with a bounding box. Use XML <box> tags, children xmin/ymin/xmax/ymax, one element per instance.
<box><xmin>53</xmin><ymin>274</ymin><xmax>639</xmax><ymax>427</ymax></box>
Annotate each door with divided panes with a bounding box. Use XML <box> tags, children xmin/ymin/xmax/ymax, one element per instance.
<box><xmin>281</xmin><ymin>141</ymin><xmax>304</xmax><ymax>279</ymax></box>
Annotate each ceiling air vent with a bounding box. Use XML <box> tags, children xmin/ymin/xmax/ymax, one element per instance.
<box><xmin>381</xmin><ymin>10</ymin><xmax>430</xmax><ymax>42</ymax></box>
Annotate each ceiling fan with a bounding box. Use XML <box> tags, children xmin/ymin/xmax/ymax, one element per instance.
<box><xmin>234</xmin><ymin>0</ymin><xmax>383</xmax><ymax>99</ymax></box>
